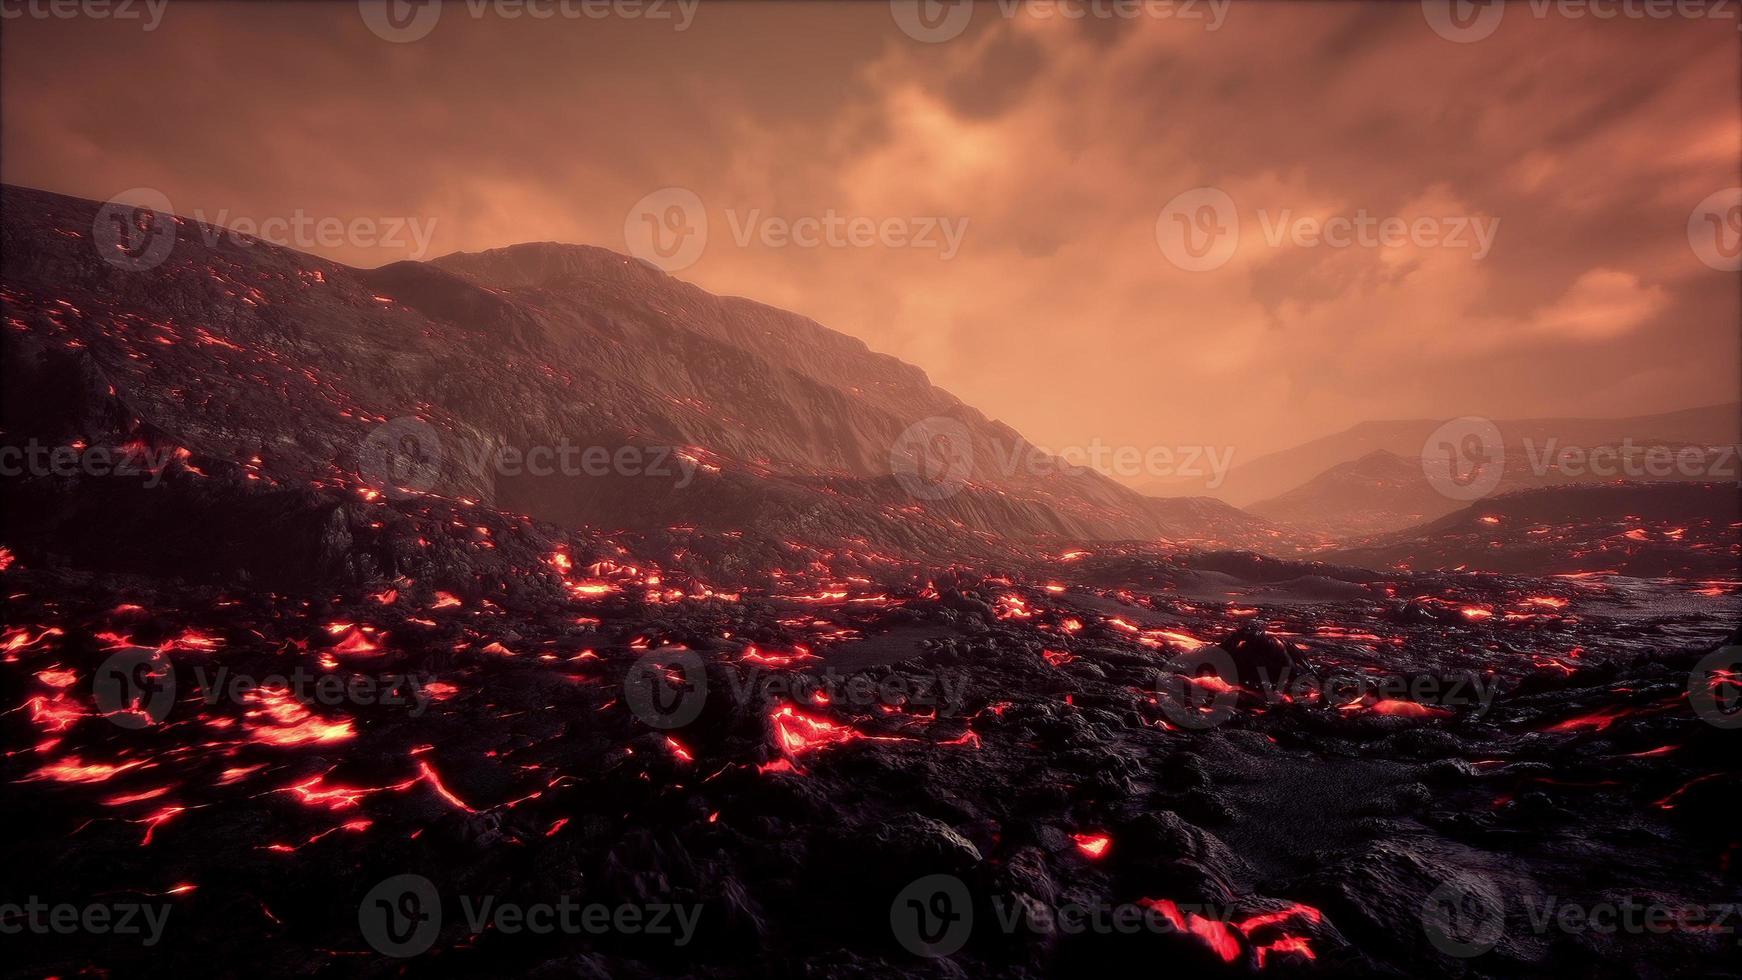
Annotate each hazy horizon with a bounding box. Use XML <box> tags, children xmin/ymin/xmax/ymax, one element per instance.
<box><xmin>5</xmin><ymin>0</ymin><xmax>1737</xmax><ymax>473</ymax></box>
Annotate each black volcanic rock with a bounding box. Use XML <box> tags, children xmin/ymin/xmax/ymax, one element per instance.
<box><xmin>1327</xmin><ymin>482</ymin><xmax>1742</xmax><ymax>576</ymax></box>
<box><xmin>2</xmin><ymin>185</ymin><xmax>1739</xmax><ymax>980</ymax></box>
<box><xmin>1</xmin><ymin>184</ymin><xmax>1287</xmax><ymax>583</ymax></box>
<box><xmin>1218</xmin><ymin>624</ymin><xmax>1303</xmax><ymax>691</ymax></box>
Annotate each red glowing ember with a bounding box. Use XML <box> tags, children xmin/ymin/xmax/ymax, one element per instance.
<box><xmin>1071</xmin><ymin>831</ymin><xmax>1111</xmax><ymax>859</ymax></box>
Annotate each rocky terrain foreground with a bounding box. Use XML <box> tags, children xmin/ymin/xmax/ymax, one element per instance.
<box><xmin>2</xmin><ymin>184</ymin><xmax>1739</xmax><ymax>978</ymax></box>
<box><xmin>3</xmin><ymin>505</ymin><xmax>1739</xmax><ymax>977</ymax></box>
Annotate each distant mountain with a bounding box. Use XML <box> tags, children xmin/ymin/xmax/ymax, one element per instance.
<box><xmin>1322</xmin><ymin>482</ymin><xmax>1741</xmax><ymax>577</ymax></box>
<box><xmin>0</xmin><ymin>185</ymin><xmax>1289</xmax><ymax>575</ymax></box>
<box><xmin>1248</xmin><ymin>449</ymin><xmax>1460</xmax><ymax>538</ymax></box>
<box><xmin>1250</xmin><ymin>433</ymin><xmax>1739</xmax><ymax>539</ymax></box>
<box><xmin>1148</xmin><ymin>404</ymin><xmax>1741</xmax><ymax>508</ymax></box>
<box><xmin>1136</xmin><ymin>494</ymin><xmax>1312</xmax><ymax>550</ymax></box>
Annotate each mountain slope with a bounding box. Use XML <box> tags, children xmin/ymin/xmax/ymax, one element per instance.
<box><xmin>0</xmin><ymin>185</ymin><xmax>1289</xmax><ymax>573</ymax></box>
<box><xmin>1155</xmin><ymin>404</ymin><xmax>1741</xmax><ymax>507</ymax></box>
<box><xmin>1322</xmin><ymin>482</ymin><xmax>1741</xmax><ymax>576</ymax></box>
<box><xmin>1248</xmin><ymin>449</ymin><xmax>1459</xmax><ymax>538</ymax></box>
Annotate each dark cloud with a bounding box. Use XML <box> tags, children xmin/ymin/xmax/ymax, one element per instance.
<box><xmin>2</xmin><ymin>1</ymin><xmax>1735</xmax><ymax>474</ymax></box>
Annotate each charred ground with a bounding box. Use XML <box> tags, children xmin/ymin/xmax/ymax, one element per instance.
<box><xmin>2</xmin><ymin>186</ymin><xmax>1739</xmax><ymax>979</ymax></box>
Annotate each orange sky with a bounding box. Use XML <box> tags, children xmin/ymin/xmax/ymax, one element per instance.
<box><xmin>4</xmin><ymin>1</ymin><xmax>1738</xmax><ymax>477</ymax></box>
